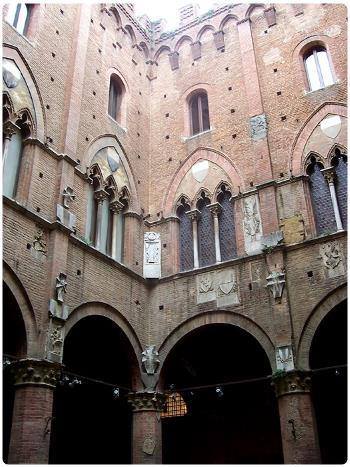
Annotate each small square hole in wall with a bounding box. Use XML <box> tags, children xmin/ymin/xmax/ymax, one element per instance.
<box><xmin>264</xmin><ymin>30</ymin><xmax>268</xmax><ymax>34</ymax></box>
<box><xmin>168</xmin><ymin>157</ymin><xmax>172</xmax><ymax>162</ymax></box>
<box><xmin>112</xmin><ymin>43</ymin><xmax>116</xmax><ymax>48</ymax></box>
<box><xmin>137</xmin><ymin>132</ymin><xmax>140</xmax><ymax>137</ymax></box>
<box><xmin>56</xmin><ymin>30</ymin><xmax>59</xmax><ymax>35</ymax></box>
<box><xmin>50</xmin><ymin>77</ymin><xmax>54</xmax><ymax>82</ymax></box>
<box><xmin>277</xmin><ymin>91</ymin><xmax>281</xmax><ymax>95</ymax></box>
<box><xmin>159</xmin><ymin>305</ymin><xmax>164</xmax><ymax>310</ymax></box>
<box><xmin>96</xmin><ymin>70</ymin><xmax>100</xmax><ymax>74</ymax></box>
<box><xmin>221</xmin><ymin>49</ymin><xmax>225</xmax><ymax>53</ymax></box>
<box><xmin>281</xmin><ymin>116</ymin><xmax>287</xmax><ymax>121</ymax></box>
<box><xmin>139</xmin><ymin>91</ymin><xmax>142</xmax><ymax>95</ymax></box>
<box><xmin>232</xmin><ymin>134</ymin><xmax>237</xmax><ymax>139</ymax></box>
<box><xmin>93</xmin><ymin>115</ymin><xmax>96</xmax><ymax>119</ymax></box>
<box><xmin>27</xmin><ymin>243</ymin><xmax>31</xmax><ymax>250</ymax></box>
<box><xmin>248</xmin><ymin>283</ymin><xmax>252</xmax><ymax>291</ymax></box>
<box><xmin>90</xmin><ymin>18</ymin><xmax>94</xmax><ymax>23</ymax></box>
<box><xmin>164</xmin><ymin>94</ymin><xmax>167</xmax><ymax>98</ymax></box>
<box><xmin>36</xmin><ymin>207</ymin><xmax>41</xmax><ymax>213</ymax></box>
<box><xmin>165</xmin><ymin>113</ymin><xmax>169</xmax><ymax>117</ymax></box>
<box><xmin>231</xmin><ymin>109</ymin><xmax>235</xmax><ymax>113</ymax></box>
<box><xmin>77</xmin><ymin>269</ymin><xmax>81</xmax><ymax>276</ymax></box>
<box><xmin>165</xmin><ymin>135</ymin><xmax>169</xmax><ymax>139</ymax></box>
<box><xmin>228</xmin><ymin>86</ymin><xmax>232</xmax><ymax>91</ymax></box>
<box><xmin>136</xmin><ymin>261</ymin><xmax>138</xmax><ymax>265</ymax></box>
<box><xmin>225</xmin><ymin>67</ymin><xmax>229</xmax><ymax>71</ymax></box>
<box><xmin>60</xmin><ymin>8</ymin><xmax>64</xmax><ymax>14</ymax></box>
<box><xmin>39</xmin><ymin>172</ymin><xmax>43</xmax><ymax>178</ymax></box>
<box><xmin>220</xmin><ymin>145</ymin><xmax>223</xmax><ymax>150</ymax></box>
<box><xmin>273</xmin><ymin>68</ymin><xmax>277</xmax><ymax>72</ymax></box>
<box><xmin>93</xmin><ymin>91</ymin><xmax>96</xmax><ymax>96</ymax></box>
<box><xmin>163</xmin><ymin>243</ymin><xmax>167</xmax><ymax>248</ymax></box>
<box><xmin>52</xmin><ymin>52</ymin><xmax>56</xmax><ymax>58</ymax></box>
<box><xmin>250</xmin><ymin>181</ymin><xmax>254</xmax><ymax>187</ymax></box>
<box><xmin>307</xmin><ymin>271</ymin><xmax>313</xmax><ymax>278</ymax></box>
<box><xmin>280</xmin><ymin>172</ymin><xmax>284</xmax><ymax>177</ymax></box>
<box><xmin>138</xmin><ymin>180</ymin><xmax>140</xmax><ymax>184</ymax></box>
<box><xmin>77</xmin><ymin>159</ymin><xmax>80</xmax><ymax>164</ymax></box>
<box><xmin>46</xmin><ymin>104</ymin><xmax>50</xmax><ymax>109</ymax></box>
<box><xmin>139</xmin><ymin>72</ymin><xmax>142</xmax><ymax>76</ymax></box>
<box><xmin>85</xmin><ymin>137</ymin><xmax>89</xmax><ymax>141</ymax></box>
<box><xmin>137</xmin><ymin>155</ymin><xmax>141</xmax><ymax>159</ymax></box>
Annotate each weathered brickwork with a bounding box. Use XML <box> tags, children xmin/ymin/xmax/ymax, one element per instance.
<box><xmin>2</xmin><ymin>2</ymin><xmax>347</xmax><ymax>464</ymax></box>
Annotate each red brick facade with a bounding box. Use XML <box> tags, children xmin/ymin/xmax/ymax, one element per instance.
<box><xmin>2</xmin><ymin>2</ymin><xmax>347</xmax><ymax>464</ymax></box>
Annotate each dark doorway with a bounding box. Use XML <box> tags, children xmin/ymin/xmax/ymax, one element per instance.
<box><xmin>3</xmin><ymin>281</ymin><xmax>27</xmax><ymax>463</ymax></box>
<box><xmin>49</xmin><ymin>315</ymin><xmax>134</xmax><ymax>464</ymax></box>
<box><xmin>161</xmin><ymin>324</ymin><xmax>283</xmax><ymax>464</ymax></box>
<box><xmin>310</xmin><ymin>299</ymin><xmax>347</xmax><ymax>464</ymax></box>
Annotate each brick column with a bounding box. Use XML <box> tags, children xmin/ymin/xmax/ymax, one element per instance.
<box><xmin>128</xmin><ymin>392</ymin><xmax>166</xmax><ymax>464</ymax></box>
<box><xmin>7</xmin><ymin>359</ymin><xmax>61</xmax><ymax>464</ymax></box>
<box><xmin>272</xmin><ymin>370</ymin><xmax>321</xmax><ymax>464</ymax></box>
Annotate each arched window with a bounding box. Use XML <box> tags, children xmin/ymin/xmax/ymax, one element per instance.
<box><xmin>217</xmin><ymin>185</ymin><xmax>237</xmax><ymax>261</ymax></box>
<box><xmin>307</xmin><ymin>157</ymin><xmax>337</xmax><ymax>234</ymax></box>
<box><xmin>189</xmin><ymin>91</ymin><xmax>210</xmax><ymax>136</ymax></box>
<box><xmin>176</xmin><ymin>198</ymin><xmax>194</xmax><ymax>271</ymax></box>
<box><xmin>108</xmin><ymin>74</ymin><xmax>125</xmax><ymax>123</ymax></box>
<box><xmin>6</xmin><ymin>4</ymin><xmax>33</xmax><ymax>36</ymax></box>
<box><xmin>332</xmin><ymin>148</ymin><xmax>347</xmax><ymax>228</ymax></box>
<box><xmin>304</xmin><ymin>46</ymin><xmax>334</xmax><ymax>92</ymax></box>
<box><xmin>197</xmin><ymin>193</ymin><xmax>215</xmax><ymax>267</ymax></box>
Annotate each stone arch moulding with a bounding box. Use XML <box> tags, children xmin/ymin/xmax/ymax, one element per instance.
<box><xmin>219</xmin><ymin>14</ymin><xmax>239</xmax><ymax>31</ymax></box>
<box><xmin>3</xmin><ymin>44</ymin><xmax>46</xmax><ymax>140</ymax></box>
<box><xmin>290</xmin><ymin>102</ymin><xmax>347</xmax><ymax>175</ymax></box>
<box><xmin>85</xmin><ymin>134</ymin><xmax>140</xmax><ymax>212</ymax></box>
<box><xmin>297</xmin><ymin>283</ymin><xmax>347</xmax><ymax>370</ymax></box>
<box><xmin>196</xmin><ymin>25</ymin><xmax>216</xmax><ymax>42</ymax></box>
<box><xmin>153</xmin><ymin>45</ymin><xmax>172</xmax><ymax>63</ymax></box>
<box><xmin>174</xmin><ymin>35</ymin><xmax>194</xmax><ymax>52</ymax></box>
<box><xmin>244</xmin><ymin>3</ymin><xmax>268</xmax><ymax>20</ymax></box>
<box><xmin>65</xmin><ymin>301</ymin><xmax>144</xmax><ymax>389</ymax></box>
<box><xmin>106</xmin><ymin>67</ymin><xmax>129</xmax><ymax>129</ymax></box>
<box><xmin>163</xmin><ymin>147</ymin><xmax>245</xmax><ymax>216</ymax></box>
<box><xmin>326</xmin><ymin>142</ymin><xmax>347</xmax><ymax>164</ymax></box>
<box><xmin>158</xmin><ymin>310</ymin><xmax>277</xmax><ymax>375</ymax></box>
<box><xmin>3</xmin><ymin>261</ymin><xmax>39</xmax><ymax>358</ymax></box>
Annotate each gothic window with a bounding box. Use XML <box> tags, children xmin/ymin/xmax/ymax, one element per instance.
<box><xmin>6</xmin><ymin>4</ymin><xmax>32</xmax><ymax>36</ymax></box>
<box><xmin>304</xmin><ymin>46</ymin><xmax>334</xmax><ymax>92</ymax></box>
<box><xmin>189</xmin><ymin>91</ymin><xmax>210</xmax><ymax>136</ymax></box>
<box><xmin>332</xmin><ymin>148</ymin><xmax>347</xmax><ymax>228</ymax></box>
<box><xmin>217</xmin><ymin>186</ymin><xmax>237</xmax><ymax>261</ymax></box>
<box><xmin>108</xmin><ymin>74</ymin><xmax>125</xmax><ymax>123</ymax></box>
<box><xmin>307</xmin><ymin>157</ymin><xmax>337</xmax><ymax>234</ymax></box>
<box><xmin>197</xmin><ymin>193</ymin><xmax>215</xmax><ymax>267</ymax></box>
<box><xmin>176</xmin><ymin>199</ymin><xmax>193</xmax><ymax>271</ymax></box>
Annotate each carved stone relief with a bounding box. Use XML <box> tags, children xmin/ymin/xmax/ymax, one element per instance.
<box><xmin>276</xmin><ymin>345</ymin><xmax>295</xmax><ymax>372</ymax></box>
<box><xmin>196</xmin><ymin>268</ymin><xmax>240</xmax><ymax>306</ymax></box>
<box><xmin>56</xmin><ymin>204</ymin><xmax>76</xmax><ymax>231</ymax></box>
<box><xmin>143</xmin><ymin>437</ymin><xmax>156</xmax><ymax>455</ymax></box>
<box><xmin>55</xmin><ymin>273</ymin><xmax>67</xmax><ymax>303</ymax></box>
<box><xmin>31</xmin><ymin>226</ymin><xmax>47</xmax><ymax>261</ymax></box>
<box><xmin>266</xmin><ymin>270</ymin><xmax>286</xmax><ymax>302</ymax></box>
<box><xmin>47</xmin><ymin>321</ymin><xmax>64</xmax><ymax>363</ymax></box>
<box><xmin>62</xmin><ymin>186</ymin><xmax>75</xmax><ymax>209</ymax></box>
<box><xmin>319</xmin><ymin>241</ymin><xmax>345</xmax><ymax>278</ymax></box>
<box><xmin>250</xmin><ymin>113</ymin><xmax>267</xmax><ymax>140</ymax></box>
<box><xmin>141</xmin><ymin>345</ymin><xmax>160</xmax><ymax>375</ymax></box>
<box><xmin>143</xmin><ymin>232</ymin><xmax>161</xmax><ymax>279</ymax></box>
<box><xmin>242</xmin><ymin>195</ymin><xmax>263</xmax><ymax>254</ymax></box>
<box><xmin>279</xmin><ymin>214</ymin><xmax>305</xmax><ymax>245</ymax></box>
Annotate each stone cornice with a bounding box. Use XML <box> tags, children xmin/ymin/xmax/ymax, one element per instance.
<box><xmin>23</xmin><ymin>138</ymin><xmax>79</xmax><ymax>168</ymax></box>
<box><xmin>127</xmin><ymin>391</ymin><xmax>166</xmax><ymax>412</ymax></box>
<box><xmin>9</xmin><ymin>359</ymin><xmax>62</xmax><ymax>388</ymax></box>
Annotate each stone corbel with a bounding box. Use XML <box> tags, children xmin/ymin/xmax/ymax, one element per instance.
<box><xmin>169</xmin><ymin>52</ymin><xmax>179</xmax><ymax>70</ymax></box>
<box><xmin>140</xmin><ymin>345</ymin><xmax>161</xmax><ymax>392</ymax></box>
<box><xmin>266</xmin><ymin>270</ymin><xmax>286</xmax><ymax>302</ymax></box>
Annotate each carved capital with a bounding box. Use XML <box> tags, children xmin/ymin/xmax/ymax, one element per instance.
<box><xmin>127</xmin><ymin>391</ymin><xmax>166</xmax><ymax>412</ymax></box>
<box><xmin>321</xmin><ymin>167</ymin><xmax>336</xmax><ymax>184</ymax></box>
<box><xmin>3</xmin><ymin>120</ymin><xmax>20</xmax><ymax>139</ymax></box>
<box><xmin>110</xmin><ymin>199</ymin><xmax>124</xmax><ymax>213</ymax></box>
<box><xmin>9</xmin><ymin>359</ymin><xmax>62</xmax><ymax>388</ymax></box>
<box><xmin>272</xmin><ymin>370</ymin><xmax>312</xmax><ymax>398</ymax></box>
<box><xmin>208</xmin><ymin>202</ymin><xmax>222</xmax><ymax>217</ymax></box>
<box><xmin>186</xmin><ymin>208</ymin><xmax>201</xmax><ymax>222</ymax></box>
<box><xmin>94</xmin><ymin>189</ymin><xmax>109</xmax><ymax>203</ymax></box>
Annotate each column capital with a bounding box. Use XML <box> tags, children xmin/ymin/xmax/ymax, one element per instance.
<box><xmin>321</xmin><ymin>166</ymin><xmax>336</xmax><ymax>184</ymax></box>
<box><xmin>3</xmin><ymin>120</ymin><xmax>20</xmax><ymax>139</ymax></box>
<box><xmin>9</xmin><ymin>359</ymin><xmax>62</xmax><ymax>388</ymax></box>
<box><xmin>186</xmin><ymin>208</ymin><xmax>201</xmax><ymax>221</ymax></box>
<box><xmin>94</xmin><ymin>188</ymin><xmax>109</xmax><ymax>203</ymax></box>
<box><xmin>127</xmin><ymin>391</ymin><xmax>166</xmax><ymax>412</ymax></box>
<box><xmin>208</xmin><ymin>202</ymin><xmax>222</xmax><ymax>216</ymax></box>
<box><xmin>110</xmin><ymin>199</ymin><xmax>124</xmax><ymax>213</ymax></box>
<box><xmin>272</xmin><ymin>370</ymin><xmax>312</xmax><ymax>398</ymax></box>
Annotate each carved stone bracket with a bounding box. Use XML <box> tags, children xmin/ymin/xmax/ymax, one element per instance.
<box><xmin>272</xmin><ymin>370</ymin><xmax>312</xmax><ymax>398</ymax></box>
<box><xmin>127</xmin><ymin>391</ymin><xmax>166</xmax><ymax>412</ymax></box>
<box><xmin>266</xmin><ymin>270</ymin><xmax>286</xmax><ymax>302</ymax></box>
<box><xmin>9</xmin><ymin>359</ymin><xmax>62</xmax><ymax>388</ymax></box>
<box><xmin>141</xmin><ymin>345</ymin><xmax>160</xmax><ymax>375</ymax></box>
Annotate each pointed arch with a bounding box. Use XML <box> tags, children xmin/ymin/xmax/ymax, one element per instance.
<box><xmin>139</xmin><ymin>41</ymin><xmax>150</xmax><ymax>60</ymax></box>
<box><xmin>3</xmin><ymin>44</ymin><xmax>46</xmax><ymax>140</ymax></box>
<box><xmin>219</xmin><ymin>14</ymin><xmax>238</xmax><ymax>31</ymax></box>
<box><xmin>174</xmin><ymin>35</ymin><xmax>193</xmax><ymax>52</ymax></box>
<box><xmin>124</xmin><ymin>24</ymin><xmax>137</xmax><ymax>45</ymax></box>
<box><xmin>3</xmin><ymin>261</ymin><xmax>38</xmax><ymax>357</ymax></box>
<box><xmin>290</xmin><ymin>102</ymin><xmax>347</xmax><ymax>175</ymax></box>
<box><xmin>163</xmin><ymin>147</ymin><xmax>245</xmax><ymax>216</ymax></box>
<box><xmin>153</xmin><ymin>45</ymin><xmax>172</xmax><ymax>63</ymax></box>
<box><xmin>109</xmin><ymin>6</ymin><xmax>122</xmax><ymax>28</ymax></box>
<box><xmin>244</xmin><ymin>3</ymin><xmax>267</xmax><ymax>19</ymax></box>
<box><xmin>196</xmin><ymin>24</ymin><xmax>215</xmax><ymax>42</ymax></box>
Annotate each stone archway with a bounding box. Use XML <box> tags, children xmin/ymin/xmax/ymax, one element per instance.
<box><xmin>159</xmin><ymin>315</ymin><xmax>283</xmax><ymax>464</ymax></box>
<box><xmin>50</xmin><ymin>307</ymin><xmax>142</xmax><ymax>464</ymax></box>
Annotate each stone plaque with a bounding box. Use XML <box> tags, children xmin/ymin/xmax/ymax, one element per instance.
<box><xmin>143</xmin><ymin>232</ymin><xmax>161</xmax><ymax>279</ymax></box>
<box><xmin>142</xmin><ymin>437</ymin><xmax>156</xmax><ymax>455</ymax></box>
<box><xmin>250</xmin><ymin>113</ymin><xmax>267</xmax><ymax>140</ymax></box>
<box><xmin>320</xmin><ymin>115</ymin><xmax>341</xmax><ymax>139</ymax></box>
<box><xmin>320</xmin><ymin>241</ymin><xmax>345</xmax><ymax>278</ymax></box>
<box><xmin>216</xmin><ymin>269</ymin><xmax>239</xmax><ymax>307</ymax></box>
<box><xmin>196</xmin><ymin>273</ymin><xmax>216</xmax><ymax>304</ymax></box>
<box><xmin>275</xmin><ymin>345</ymin><xmax>295</xmax><ymax>372</ymax></box>
<box><xmin>279</xmin><ymin>214</ymin><xmax>305</xmax><ymax>245</ymax></box>
<box><xmin>56</xmin><ymin>204</ymin><xmax>76</xmax><ymax>230</ymax></box>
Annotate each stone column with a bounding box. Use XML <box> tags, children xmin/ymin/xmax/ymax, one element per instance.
<box><xmin>186</xmin><ymin>209</ymin><xmax>201</xmax><ymax>269</ymax></box>
<box><xmin>110</xmin><ymin>200</ymin><xmax>124</xmax><ymax>260</ymax></box>
<box><xmin>2</xmin><ymin>121</ymin><xmax>19</xmax><ymax>167</ymax></box>
<box><xmin>7</xmin><ymin>359</ymin><xmax>61</xmax><ymax>464</ymax></box>
<box><xmin>272</xmin><ymin>370</ymin><xmax>321</xmax><ymax>464</ymax></box>
<box><xmin>128</xmin><ymin>391</ymin><xmax>166</xmax><ymax>464</ymax></box>
<box><xmin>208</xmin><ymin>202</ymin><xmax>222</xmax><ymax>263</ymax></box>
<box><xmin>321</xmin><ymin>167</ymin><xmax>343</xmax><ymax>231</ymax></box>
<box><xmin>94</xmin><ymin>189</ymin><xmax>108</xmax><ymax>250</ymax></box>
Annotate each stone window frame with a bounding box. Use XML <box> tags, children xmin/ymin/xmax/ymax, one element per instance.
<box><xmin>303</xmin><ymin>45</ymin><xmax>335</xmax><ymax>92</ymax></box>
<box><xmin>188</xmin><ymin>90</ymin><xmax>210</xmax><ymax>136</ymax></box>
<box><xmin>106</xmin><ymin>69</ymin><xmax>129</xmax><ymax>130</ymax></box>
<box><xmin>181</xmin><ymin>84</ymin><xmax>213</xmax><ymax>139</ymax></box>
<box><xmin>4</xmin><ymin>3</ymin><xmax>42</xmax><ymax>42</ymax></box>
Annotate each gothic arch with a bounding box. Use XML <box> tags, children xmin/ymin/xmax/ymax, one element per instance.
<box><xmin>174</xmin><ymin>35</ymin><xmax>194</xmax><ymax>52</ymax></box>
<box><xmin>196</xmin><ymin>25</ymin><xmax>216</xmax><ymax>42</ymax></box>
<box><xmin>109</xmin><ymin>6</ymin><xmax>122</xmax><ymax>28</ymax></box>
<box><xmin>124</xmin><ymin>24</ymin><xmax>137</xmax><ymax>46</ymax></box>
<box><xmin>297</xmin><ymin>284</ymin><xmax>347</xmax><ymax>370</ymax></box>
<box><xmin>244</xmin><ymin>3</ymin><xmax>267</xmax><ymax>19</ymax></box>
<box><xmin>158</xmin><ymin>310</ymin><xmax>276</xmax><ymax>374</ymax></box>
<box><xmin>219</xmin><ymin>14</ymin><xmax>238</xmax><ymax>31</ymax></box>
<box><xmin>85</xmin><ymin>135</ymin><xmax>140</xmax><ymax>211</ymax></box>
<box><xmin>3</xmin><ymin>44</ymin><xmax>46</xmax><ymax>140</ymax></box>
<box><xmin>139</xmin><ymin>41</ymin><xmax>149</xmax><ymax>60</ymax></box>
<box><xmin>3</xmin><ymin>261</ymin><xmax>38</xmax><ymax>357</ymax></box>
<box><xmin>326</xmin><ymin>143</ymin><xmax>347</xmax><ymax>164</ymax></box>
<box><xmin>290</xmin><ymin>102</ymin><xmax>347</xmax><ymax>175</ymax></box>
<box><xmin>163</xmin><ymin>147</ymin><xmax>245</xmax><ymax>216</ymax></box>
<box><xmin>153</xmin><ymin>45</ymin><xmax>171</xmax><ymax>63</ymax></box>
<box><xmin>65</xmin><ymin>301</ymin><xmax>143</xmax><ymax>377</ymax></box>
